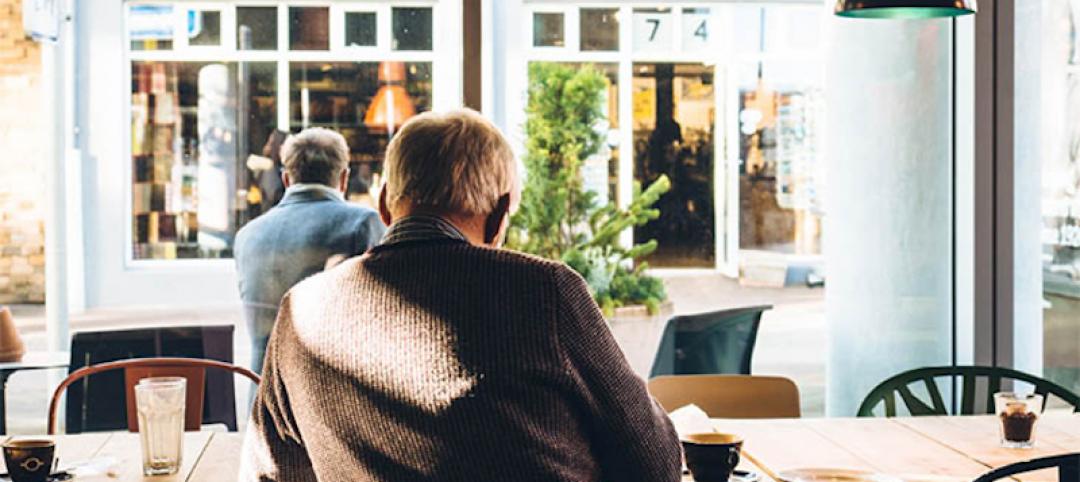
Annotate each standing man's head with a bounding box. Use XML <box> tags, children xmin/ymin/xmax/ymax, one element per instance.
<box><xmin>280</xmin><ymin>127</ymin><xmax>351</xmax><ymax>193</ymax></box>
<box><xmin>380</xmin><ymin>109</ymin><xmax>519</xmax><ymax>247</ymax></box>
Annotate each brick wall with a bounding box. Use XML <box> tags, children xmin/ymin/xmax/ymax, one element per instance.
<box><xmin>0</xmin><ymin>0</ymin><xmax>45</xmax><ymax>304</ymax></box>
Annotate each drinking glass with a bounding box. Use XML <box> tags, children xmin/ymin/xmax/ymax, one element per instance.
<box><xmin>135</xmin><ymin>377</ymin><xmax>186</xmax><ymax>475</ymax></box>
<box><xmin>994</xmin><ymin>392</ymin><xmax>1044</xmax><ymax>449</ymax></box>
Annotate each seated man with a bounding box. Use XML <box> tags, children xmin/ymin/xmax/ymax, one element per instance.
<box><xmin>234</xmin><ymin>127</ymin><xmax>385</xmax><ymax>374</ymax></box>
<box><xmin>241</xmin><ymin>110</ymin><xmax>681</xmax><ymax>482</ymax></box>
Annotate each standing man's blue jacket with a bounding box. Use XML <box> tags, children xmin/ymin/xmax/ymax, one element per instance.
<box><xmin>234</xmin><ymin>185</ymin><xmax>385</xmax><ymax>373</ymax></box>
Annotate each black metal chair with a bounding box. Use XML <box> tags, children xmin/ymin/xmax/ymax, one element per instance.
<box><xmin>649</xmin><ymin>305</ymin><xmax>771</xmax><ymax>378</ymax></box>
<box><xmin>857</xmin><ymin>366</ymin><xmax>1080</xmax><ymax>417</ymax></box>
<box><xmin>65</xmin><ymin>326</ymin><xmax>239</xmax><ymax>433</ymax></box>
<box><xmin>972</xmin><ymin>453</ymin><xmax>1080</xmax><ymax>482</ymax></box>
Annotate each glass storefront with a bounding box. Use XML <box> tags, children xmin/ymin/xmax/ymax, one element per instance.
<box><xmin>126</xmin><ymin>2</ymin><xmax>436</xmax><ymax>260</ymax></box>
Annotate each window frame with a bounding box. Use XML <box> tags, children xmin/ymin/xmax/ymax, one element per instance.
<box><xmin>520</xmin><ymin>1</ymin><xmax>823</xmax><ymax>274</ymax></box>
<box><xmin>122</xmin><ymin>0</ymin><xmax>448</xmax><ymax>267</ymax></box>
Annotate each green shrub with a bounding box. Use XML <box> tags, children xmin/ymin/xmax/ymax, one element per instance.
<box><xmin>508</xmin><ymin>62</ymin><xmax>670</xmax><ymax>317</ymax></box>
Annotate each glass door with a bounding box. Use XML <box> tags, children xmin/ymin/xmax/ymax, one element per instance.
<box><xmin>632</xmin><ymin>62</ymin><xmax>717</xmax><ymax>268</ymax></box>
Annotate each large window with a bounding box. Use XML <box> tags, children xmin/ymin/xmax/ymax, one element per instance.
<box><xmin>1015</xmin><ymin>0</ymin><xmax>1080</xmax><ymax>394</ymax></box>
<box><xmin>126</xmin><ymin>2</ymin><xmax>436</xmax><ymax>260</ymax></box>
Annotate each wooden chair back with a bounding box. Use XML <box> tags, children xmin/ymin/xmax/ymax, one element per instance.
<box><xmin>857</xmin><ymin>366</ymin><xmax>1080</xmax><ymax>417</ymax></box>
<box><xmin>48</xmin><ymin>357</ymin><xmax>260</xmax><ymax>435</ymax></box>
<box><xmin>972</xmin><ymin>453</ymin><xmax>1080</xmax><ymax>482</ymax></box>
<box><xmin>648</xmin><ymin>375</ymin><xmax>801</xmax><ymax>418</ymax></box>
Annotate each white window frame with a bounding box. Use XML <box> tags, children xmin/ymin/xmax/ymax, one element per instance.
<box><xmin>520</xmin><ymin>1</ymin><xmax>822</xmax><ymax>274</ymax></box>
<box><xmin>122</xmin><ymin>0</ymin><xmax>455</xmax><ymax>268</ymax></box>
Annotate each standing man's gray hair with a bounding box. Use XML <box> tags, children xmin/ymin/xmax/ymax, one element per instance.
<box><xmin>281</xmin><ymin>127</ymin><xmax>350</xmax><ymax>186</ymax></box>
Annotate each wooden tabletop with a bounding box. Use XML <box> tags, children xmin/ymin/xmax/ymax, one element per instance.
<box><xmin>0</xmin><ymin>431</ymin><xmax>242</xmax><ymax>482</ymax></box>
<box><xmin>4</xmin><ymin>415</ymin><xmax>1077</xmax><ymax>481</ymax></box>
<box><xmin>706</xmin><ymin>415</ymin><xmax>1080</xmax><ymax>482</ymax></box>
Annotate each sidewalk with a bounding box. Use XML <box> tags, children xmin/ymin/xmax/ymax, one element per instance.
<box><xmin>3</xmin><ymin>273</ymin><xmax>825</xmax><ymax>433</ymax></box>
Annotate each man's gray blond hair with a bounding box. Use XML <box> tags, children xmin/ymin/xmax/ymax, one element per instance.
<box><xmin>384</xmin><ymin>109</ymin><xmax>517</xmax><ymax>216</ymax></box>
<box><xmin>281</xmin><ymin>127</ymin><xmax>350</xmax><ymax>186</ymax></box>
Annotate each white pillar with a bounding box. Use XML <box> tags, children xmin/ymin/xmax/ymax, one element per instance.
<box><xmin>43</xmin><ymin>6</ymin><xmax>71</xmax><ymax>354</ymax></box>
<box><xmin>825</xmin><ymin>18</ymin><xmax>954</xmax><ymax>416</ymax></box>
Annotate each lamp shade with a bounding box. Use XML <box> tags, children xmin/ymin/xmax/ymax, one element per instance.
<box><xmin>364</xmin><ymin>61</ymin><xmax>417</xmax><ymax>135</ymax></box>
<box><xmin>835</xmin><ymin>0</ymin><xmax>976</xmax><ymax>18</ymax></box>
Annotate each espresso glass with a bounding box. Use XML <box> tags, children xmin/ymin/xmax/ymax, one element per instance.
<box><xmin>135</xmin><ymin>377</ymin><xmax>186</xmax><ymax>475</ymax></box>
<box><xmin>994</xmin><ymin>392</ymin><xmax>1044</xmax><ymax>449</ymax></box>
<box><xmin>2</xmin><ymin>439</ymin><xmax>55</xmax><ymax>482</ymax></box>
<box><xmin>682</xmin><ymin>433</ymin><xmax>743</xmax><ymax>482</ymax></box>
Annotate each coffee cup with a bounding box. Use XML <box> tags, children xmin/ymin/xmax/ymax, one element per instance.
<box><xmin>3</xmin><ymin>439</ymin><xmax>55</xmax><ymax>482</ymax></box>
<box><xmin>682</xmin><ymin>432</ymin><xmax>743</xmax><ymax>482</ymax></box>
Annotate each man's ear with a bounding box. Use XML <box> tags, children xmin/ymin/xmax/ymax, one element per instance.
<box><xmin>281</xmin><ymin>170</ymin><xmax>292</xmax><ymax>188</ymax></box>
<box><xmin>338</xmin><ymin>168</ymin><xmax>350</xmax><ymax>194</ymax></box>
<box><xmin>484</xmin><ymin>193</ymin><xmax>513</xmax><ymax>247</ymax></box>
<box><xmin>378</xmin><ymin>188</ymin><xmax>393</xmax><ymax>227</ymax></box>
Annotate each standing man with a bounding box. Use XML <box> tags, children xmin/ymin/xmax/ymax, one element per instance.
<box><xmin>234</xmin><ymin>127</ymin><xmax>385</xmax><ymax>374</ymax></box>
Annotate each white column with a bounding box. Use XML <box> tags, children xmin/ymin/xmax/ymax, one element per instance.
<box><xmin>43</xmin><ymin>2</ymin><xmax>73</xmax><ymax>353</ymax></box>
<box><xmin>825</xmin><ymin>18</ymin><xmax>954</xmax><ymax>416</ymax></box>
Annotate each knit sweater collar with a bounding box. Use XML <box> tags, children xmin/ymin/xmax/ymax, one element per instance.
<box><xmin>380</xmin><ymin>215</ymin><xmax>468</xmax><ymax>246</ymax></box>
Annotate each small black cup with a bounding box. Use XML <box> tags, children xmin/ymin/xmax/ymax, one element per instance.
<box><xmin>3</xmin><ymin>439</ymin><xmax>55</xmax><ymax>482</ymax></box>
<box><xmin>682</xmin><ymin>433</ymin><xmax>743</xmax><ymax>482</ymax></box>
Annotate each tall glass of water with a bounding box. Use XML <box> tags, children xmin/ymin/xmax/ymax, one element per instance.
<box><xmin>135</xmin><ymin>377</ymin><xmax>186</xmax><ymax>476</ymax></box>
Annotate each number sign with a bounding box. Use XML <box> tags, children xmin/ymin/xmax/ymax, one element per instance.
<box><xmin>632</xmin><ymin>9</ymin><xmax>673</xmax><ymax>53</ymax></box>
<box><xmin>682</xmin><ymin>9</ymin><xmax>713</xmax><ymax>52</ymax></box>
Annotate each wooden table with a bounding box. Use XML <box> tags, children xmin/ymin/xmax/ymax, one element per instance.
<box><xmin>705</xmin><ymin>415</ymin><xmax>1080</xmax><ymax>482</ymax></box>
<box><xmin>5</xmin><ymin>415</ymin><xmax>1077</xmax><ymax>481</ymax></box>
<box><xmin>0</xmin><ymin>431</ymin><xmax>242</xmax><ymax>481</ymax></box>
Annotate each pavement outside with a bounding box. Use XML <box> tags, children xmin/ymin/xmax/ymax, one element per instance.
<box><xmin>2</xmin><ymin>273</ymin><xmax>826</xmax><ymax>434</ymax></box>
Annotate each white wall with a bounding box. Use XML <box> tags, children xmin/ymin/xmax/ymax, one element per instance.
<box><xmin>824</xmin><ymin>17</ymin><xmax>954</xmax><ymax>416</ymax></box>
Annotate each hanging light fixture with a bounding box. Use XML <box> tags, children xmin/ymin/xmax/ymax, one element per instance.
<box><xmin>364</xmin><ymin>62</ymin><xmax>417</xmax><ymax>138</ymax></box>
<box><xmin>834</xmin><ymin>0</ymin><xmax>976</xmax><ymax>19</ymax></box>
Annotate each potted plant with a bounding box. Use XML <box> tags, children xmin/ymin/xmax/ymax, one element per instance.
<box><xmin>508</xmin><ymin>62</ymin><xmax>673</xmax><ymax>329</ymax></box>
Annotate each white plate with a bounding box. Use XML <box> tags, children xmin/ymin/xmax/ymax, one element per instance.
<box><xmin>777</xmin><ymin>468</ymin><xmax>903</xmax><ymax>482</ymax></box>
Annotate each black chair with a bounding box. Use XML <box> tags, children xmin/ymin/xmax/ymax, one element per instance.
<box><xmin>649</xmin><ymin>305</ymin><xmax>771</xmax><ymax>378</ymax></box>
<box><xmin>857</xmin><ymin>366</ymin><xmax>1080</xmax><ymax>417</ymax></box>
<box><xmin>65</xmin><ymin>326</ymin><xmax>239</xmax><ymax>433</ymax></box>
<box><xmin>972</xmin><ymin>453</ymin><xmax>1080</xmax><ymax>482</ymax></box>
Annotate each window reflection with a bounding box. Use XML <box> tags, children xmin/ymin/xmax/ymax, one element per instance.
<box><xmin>533</xmin><ymin>13</ymin><xmax>564</xmax><ymax>47</ymax></box>
<box><xmin>237</xmin><ymin>7</ymin><xmax>277</xmax><ymax>51</ymax></box>
<box><xmin>289</xmin><ymin>62</ymin><xmax>432</xmax><ymax>206</ymax></box>
<box><xmin>346</xmin><ymin>12</ymin><xmax>378</xmax><ymax>48</ymax></box>
<box><xmin>392</xmin><ymin>8</ymin><xmax>433</xmax><ymax>51</ymax></box>
<box><xmin>580</xmin><ymin>9</ymin><xmax>619</xmax><ymax>51</ymax></box>
<box><xmin>289</xmin><ymin>7</ymin><xmax>329</xmax><ymax>51</ymax></box>
<box><xmin>633</xmin><ymin>63</ymin><xmax>716</xmax><ymax>268</ymax></box>
<box><xmin>130</xmin><ymin>61</ymin><xmax>277</xmax><ymax>259</ymax></box>
<box><xmin>187</xmin><ymin>10</ymin><xmax>221</xmax><ymax>46</ymax></box>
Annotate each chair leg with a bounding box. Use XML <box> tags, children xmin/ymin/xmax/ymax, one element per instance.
<box><xmin>1060</xmin><ymin>459</ymin><xmax>1080</xmax><ymax>482</ymax></box>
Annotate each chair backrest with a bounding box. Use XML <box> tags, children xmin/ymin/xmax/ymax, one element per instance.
<box><xmin>66</xmin><ymin>326</ymin><xmax>237</xmax><ymax>433</ymax></box>
<box><xmin>48</xmin><ymin>357</ymin><xmax>260</xmax><ymax>434</ymax></box>
<box><xmin>648</xmin><ymin>375</ymin><xmax>801</xmax><ymax>418</ymax></box>
<box><xmin>972</xmin><ymin>453</ymin><xmax>1080</xmax><ymax>482</ymax></box>
<box><xmin>857</xmin><ymin>366</ymin><xmax>1080</xmax><ymax>417</ymax></box>
<box><xmin>649</xmin><ymin>306</ymin><xmax>771</xmax><ymax>378</ymax></box>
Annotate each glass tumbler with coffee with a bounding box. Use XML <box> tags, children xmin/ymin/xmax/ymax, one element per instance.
<box><xmin>994</xmin><ymin>392</ymin><xmax>1043</xmax><ymax>449</ymax></box>
<box><xmin>135</xmin><ymin>377</ymin><xmax>187</xmax><ymax>476</ymax></box>
<box><xmin>2</xmin><ymin>439</ymin><xmax>55</xmax><ymax>482</ymax></box>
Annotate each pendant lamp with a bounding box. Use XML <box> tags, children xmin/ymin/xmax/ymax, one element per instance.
<box><xmin>364</xmin><ymin>62</ymin><xmax>417</xmax><ymax>137</ymax></box>
<box><xmin>835</xmin><ymin>0</ymin><xmax>976</xmax><ymax>19</ymax></box>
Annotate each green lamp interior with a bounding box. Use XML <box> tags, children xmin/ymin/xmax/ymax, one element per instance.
<box><xmin>836</xmin><ymin>7</ymin><xmax>974</xmax><ymax>18</ymax></box>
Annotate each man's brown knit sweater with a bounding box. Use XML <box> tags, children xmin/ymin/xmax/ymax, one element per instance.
<box><xmin>240</xmin><ymin>235</ymin><xmax>682</xmax><ymax>482</ymax></box>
